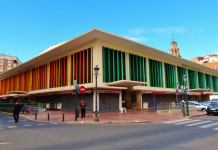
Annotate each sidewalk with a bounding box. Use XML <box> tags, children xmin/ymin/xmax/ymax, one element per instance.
<box><xmin>13</xmin><ymin>109</ymin><xmax>207</xmax><ymax>124</ymax></box>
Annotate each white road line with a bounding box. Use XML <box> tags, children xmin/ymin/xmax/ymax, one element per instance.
<box><xmin>185</xmin><ymin>121</ymin><xmax>212</xmax><ymax>126</ymax></box>
<box><xmin>163</xmin><ymin>119</ymin><xmax>191</xmax><ymax>124</ymax></box>
<box><xmin>50</xmin><ymin>123</ymin><xmax>58</xmax><ymax>124</ymax></box>
<box><xmin>23</xmin><ymin>125</ymin><xmax>32</xmax><ymax>127</ymax></box>
<box><xmin>199</xmin><ymin>122</ymin><xmax>218</xmax><ymax>128</ymax></box>
<box><xmin>0</xmin><ymin>142</ymin><xmax>11</xmax><ymax>144</ymax></box>
<box><xmin>37</xmin><ymin>124</ymin><xmax>45</xmax><ymax>125</ymax></box>
<box><xmin>8</xmin><ymin>126</ymin><xmax>17</xmax><ymax>128</ymax></box>
<box><xmin>213</xmin><ymin>128</ymin><xmax>218</xmax><ymax>130</ymax></box>
<box><xmin>8</xmin><ymin>120</ymin><xmax>15</xmax><ymax>122</ymax></box>
<box><xmin>175</xmin><ymin>120</ymin><xmax>201</xmax><ymax>125</ymax></box>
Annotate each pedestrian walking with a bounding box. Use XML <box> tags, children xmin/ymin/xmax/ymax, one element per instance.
<box><xmin>121</xmin><ymin>100</ymin><xmax>127</xmax><ymax>114</ymax></box>
<box><xmin>13</xmin><ymin>101</ymin><xmax>23</xmax><ymax>123</ymax></box>
<box><xmin>79</xmin><ymin>100</ymin><xmax>87</xmax><ymax>118</ymax></box>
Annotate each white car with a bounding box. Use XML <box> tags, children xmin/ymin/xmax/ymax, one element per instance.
<box><xmin>188</xmin><ymin>101</ymin><xmax>207</xmax><ymax>111</ymax></box>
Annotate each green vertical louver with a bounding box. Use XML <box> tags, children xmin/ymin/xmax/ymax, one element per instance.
<box><xmin>188</xmin><ymin>69</ymin><xmax>198</xmax><ymax>89</ymax></box>
<box><xmin>149</xmin><ymin>59</ymin><xmax>163</xmax><ymax>87</ymax></box>
<box><xmin>102</xmin><ymin>47</ymin><xmax>126</xmax><ymax>83</ymax></box>
<box><xmin>198</xmin><ymin>72</ymin><xmax>206</xmax><ymax>89</ymax></box>
<box><xmin>165</xmin><ymin>63</ymin><xmax>177</xmax><ymax>88</ymax></box>
<box><xmin>212</xmin><ymin>76</ymin><xmax>218</xmax><ymax>92</ymax></box>
<box><xmin>177</xmin><ymin>66</ymin><xmax>187</xmax><ymax>88</ymax></box>
<box><xmin>206</xmin><ymin>74</ymin><xmax>213</xmax><ymax>90</ymax></box>
<box><xmin>129</xmin><ymin>53</ymin><xmax>147</xmax><ymax>85</ymax></box>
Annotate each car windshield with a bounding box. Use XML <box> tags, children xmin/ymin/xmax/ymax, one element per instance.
<box><xmin>199</xmin><ymin>102</ymin><xmax>208</xmax><ymax>106</ymax></box>
<box><xmin>208</xmin><ymin>104</ymin><xmax>218</xmax><ymax>108</ymax></box>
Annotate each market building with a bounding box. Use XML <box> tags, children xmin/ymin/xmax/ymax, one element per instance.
<box><xmin>0</xmin><ymin>29</ymin><xmax>218</xmax><ymax>111</ymax></box>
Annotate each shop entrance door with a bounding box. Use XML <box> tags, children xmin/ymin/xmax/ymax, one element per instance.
<box><xmin>99</xmin><ymin>93</ymin><xmax>119</xmax><ymax>111</ymax></box>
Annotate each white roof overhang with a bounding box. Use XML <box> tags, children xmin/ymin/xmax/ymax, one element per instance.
<box><xmin>1</xmin><ymin>29</ymin><xmax>218</xmax><ymax>80</ymax></box>
<box><xmin>107</xmin><ymin>80</ymin><xmax>147</xmax><ymax>87</ymax></box>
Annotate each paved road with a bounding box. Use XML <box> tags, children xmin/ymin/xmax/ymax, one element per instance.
<box><xmin>1</xmin><ymin>114</ymin><xmax>218</xmax><ymax>150</ymax></box>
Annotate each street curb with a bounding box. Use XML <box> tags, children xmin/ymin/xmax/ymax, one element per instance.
<box><xmin>65</xmin><ymin>120</ymin><xmax>155</xmax><ymax>124</ymax></box>
<box><xmin>187</xmin><ymin>114</ymin><xmax>207</xmax><ymax>118</ymax></box>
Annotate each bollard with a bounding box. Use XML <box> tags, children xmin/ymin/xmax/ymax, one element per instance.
<box><xmin>48</xmin><ymin>113</ymin><xmax>50</xmax><ymax>121</ymax></box>
<box><xmin>63</xmin><ymin>114</ymin><xmax>64</xmax><ymax>122</ymax></box>
<box><xmin>35</xmin><ymin>113</ymin><xmax>37</xmax><ymax>120</ymax></box>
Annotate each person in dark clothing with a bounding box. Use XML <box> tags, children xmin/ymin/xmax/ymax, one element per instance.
<box><xmin>13</xmin><ymin>101</ymin><xmax>23</xmax><ymax>123</ymax></box>
<box><xmin>79</xmin><ymin>100</ymin><xmax>87</xmax><ymax>118</ymax></box>
<box><xmin>121</xmin><ymin>100</ymin><xmax>127</xmax><ymax>114</ymax></box>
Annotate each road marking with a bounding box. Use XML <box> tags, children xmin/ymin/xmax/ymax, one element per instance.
<box><xmin>8</xmin><ymin>126</ymin><xmax>17</xmax><ymax>128</ymax></box>
<box><xmin>8</xmin><ymin>120</ymin><xmax>15</xmax><ymax>122</ymax></box>
<box><xmin>199</xmin><ymin>122</ymin><xmax>218</xmax><ymax>128</ymax></box>
<box><xmin>50</xmin><ymin>123</ymin><xmax>58</xmax><ymax>124</ymax></box>
<box><xmin>0</xmin><ymin>142</ymin><xmax>11</xmax><ymax>144</ymax></box>
<box><xmin>163</xmin><ymin>119</ymin><xmax>190</xmax><ymax>124</ymax></box>
<box><xmin>185</xmin><ymin>121</ymin><xmax>212</xmax><ymax>126</ymax></box>
<box><xmin>37</xmin><ymin>124</ymin><xmax>45</xmax><ymax>125</ymax></box>
<box><xmin>175</xmin><ymin>120</ymin><xmax>201</xmax><ymax>125</ymax></box>
<box><xmin>23</xmin><ymin>125</ymin><xmax>32</xmax><ymax>127</ymax></box>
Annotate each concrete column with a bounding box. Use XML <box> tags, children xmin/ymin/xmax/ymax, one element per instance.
<box><xmin>93</xmin><ymin>91</ymin><xmax>95</xmax><ymax>112</ymax></box>
<box><xmin>163</xmin><ymin>62</ymin><xmax>166</xmax><ymax>88</ymax></box>
<box><xmin>141</xmin><ymin>94</ymin><xmax>142</xmax><ymax>110</ymax></box>
<box><xmin>146</xmin><ymin>59</ymin><xmax>150</xmax><ymax>87</ymax></box>
<box><xmin>97</xmin><ymin>92</ymin><xmax>99</xmax><ymax>111</ymax></box>
<box><xmin>119</xmin><ymin>92</ymin><xmax>122</xmax><ymax>110</ymax></box>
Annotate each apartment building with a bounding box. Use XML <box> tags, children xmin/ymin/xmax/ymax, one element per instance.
<box><xmin>0</xmin><ymin>54</ymin><xmax>22</xmax><ymax>74</ymax></box>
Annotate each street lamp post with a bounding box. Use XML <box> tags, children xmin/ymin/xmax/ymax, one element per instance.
<box><xmin>183</xmin><ymin>75</ymin><xmax>189</xmax><ymax>116</ymax></box>
<box><xmin>94</xmin><ymin>65</ymin><xmax>99</xmax><ymax>121</ymax></box>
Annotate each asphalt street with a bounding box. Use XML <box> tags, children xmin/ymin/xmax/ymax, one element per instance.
<box><xmin>1</xmin><ymin>114</ymin><xmax>218</xmax><ymax>150</ymax></box>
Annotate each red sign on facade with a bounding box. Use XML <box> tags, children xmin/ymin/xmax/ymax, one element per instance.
<box><xmin>79</xmin><ymin>86</ymin><xmax>85</xmax><ymax>93</ymax></box>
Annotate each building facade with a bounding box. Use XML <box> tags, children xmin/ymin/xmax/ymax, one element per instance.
<box><xmin>0</xmin><ymin>54</ymin><xmax>22</xmax><ymax>74</ymax></box>
<box><xmin>0</xmin><ymin>29</ymin><xmax>218</xmax><ymax>111</ymax></box>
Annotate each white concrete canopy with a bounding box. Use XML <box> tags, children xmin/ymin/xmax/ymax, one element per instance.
<box><xmin>107</xmin><ymin>80</ymin><xmax>147</xmax><ymax>87</ymax></box>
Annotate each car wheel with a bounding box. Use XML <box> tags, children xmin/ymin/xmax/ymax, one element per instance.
<box><xmin>202</xmin><ymin>108</ymin><xmax>206</xmax><ymax>112</ymax></box>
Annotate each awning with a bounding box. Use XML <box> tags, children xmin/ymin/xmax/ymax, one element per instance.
<box><xmin>189</xmin><ymin>88</ymin><xmax>214</xmax><ymax>92</ymax></box>
<box><xmin>107</xmin><ymin>80</ymin><xmax>147</xmax><ymax>87</ymax></box>
<box><xmin>7</xmin><ymin>91</ymin><xmax>28</xmax><ymax>94</ymax></box>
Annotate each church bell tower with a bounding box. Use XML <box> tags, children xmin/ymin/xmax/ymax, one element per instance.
<box><xmin>170</xmin><ymin>40</ymin><xmax>181</xmax><ymax>57</ymax></box>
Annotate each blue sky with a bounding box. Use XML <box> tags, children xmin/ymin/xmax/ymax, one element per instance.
<box><xmin>1</xmin><ymin>0</ymin><xmax>218</xmax><ymax>63</ymax></box>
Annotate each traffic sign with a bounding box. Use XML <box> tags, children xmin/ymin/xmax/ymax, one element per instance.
<box><xmin>79</xmin><ymin>86</ymin><xmax>85</xmax><ymax>93</ymax></box>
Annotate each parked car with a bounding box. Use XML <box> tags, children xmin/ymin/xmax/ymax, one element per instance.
<box><xmin>200</xmin><ymin>101</ymin><xmax>217</xmax><ymax>106</ymax></box>
<box><xmin>186</xmin><ymin>101</ymin><xmax>207</xmax><ymax>111</ymax></box>
<box><xmin>206</xmin><ymin>104</ymin><xmax>218</xmax><ymax>115</ymax></box>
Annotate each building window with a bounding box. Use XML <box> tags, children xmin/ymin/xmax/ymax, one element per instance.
<box><xmin>0</xmin><ymin>72</ymin><xmax>2</xmax><ymax>74</ymax></box>
<box><xmin>214</xmin><ymin>67</ymin><xmax>217</xmax><ymax>70</ymax></box>
<box><xmin>0</xmin><ymin>65</ymin><xmax>2</xmax><ymax>69</ymax></box>
<box><xmin>8</xmin><ymin>60</ymin><xmax>11</xmax><ymax>63</ymax></box>
<box><xmin>8</xmin><ymin>66</ymin><xmax>11</xmax><ymax>70</ymax></box>
<box><xmin>0</xmin><ymin>59</ymin><xmax>3</xmax><ymax>63</ymax></box>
